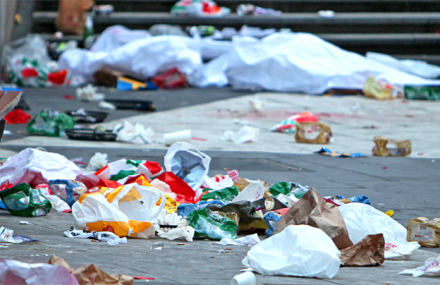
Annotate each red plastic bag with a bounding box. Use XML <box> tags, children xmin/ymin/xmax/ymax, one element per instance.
<box><xmin>155</xmin><ymin>172</ymin><xmax>195</xmax><ymax>204</ymax></box>
<box><xmin>4</xmin><ymin>109</ymin><xmax>31</xmax><ymax>124</ymax></box>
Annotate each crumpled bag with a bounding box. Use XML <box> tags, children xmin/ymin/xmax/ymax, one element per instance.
<box><xmin>86</xmin><ymin>153</ymin><xmax>108</xmax><ymax>171</ymax></box>
<box><xmin>0</xmin><ymin>183</ymin><xmax>52</xmax><ymax>217</ymax></box>
<box><xmin>72</xmin><ymin>183</ymin><xmax>164</xmax><ymax>238</ymax></box>
<box><xmin>221</xmin><ymin>126</ymin><xmax>259</xmax><ymax>144</ymax></box>
<box><xmin>177</xmin><ymin>200</ymin><xmax>225</xmax><ymax>219</ymax></box>
<box><xmin>277</xmin><ymin>188</ymin><xmax>353</xmax><ymax>250</ymax></box>
<box><xmin>37</xmin><ymin>184</ymin><xmax>71</xmax><ymax>212</ymax></box>
<box><xmin>164</xmin><ymin>142</ymin><xmax>211</xmax><ymax>195</ymax></box>
<box><xmin>150</xmin><ymin>179</ymin><xmax>177</xmax><ymax>200</ymax></box>
<box><xmin>187</xmin><ymin>208</ymin><xmax>238</xmax><ymax>240</ymax></box>
<box><xmin>48</xmin><ymin>255</ymin><xmax>133</xmax><ymax>285</ymax></box>
<box><xmin>155</xmin><ymin>172</ymin><xmax>195</xmax><ymax>204</ymax></box>
<box><xmin>216</xmin><ymin>233</ymin><xmax>260</xmax><ymax>246</ymax></box>
<box><xmin>399</xmin><ymin>255</ymin><xmax>440</xmax><ymax>277</ymax></box>
<box><xmin>363</xmin><ymin>75</ymin><xmax>398</xmax><ymax>100</ymax></box>
<box><xmin>242</xmin><ymin>225</ymin><xmax>341</xmax><ymax>278</ymax></box>
<box><xmin>27</xmin><ymin>109</ymin><xmax>75</xmax><ymax>137</ymax></box>
<box><xmin>48</xmin><ymin>179</ymin><xmax>87</xmax><ymax>207</ymax></box>
<box><xmin>372</xmin><ymin>136</ymin><xmax>411</xmax><ymax>156</ymax></box>
<box><xmin>156</xmin><ymin>210</ymin><xmax>194</xmax><ymax>242</ymax></box>
<box><xmin>232</xmin><ymin>179</ymin><xmax>265</xmax><ymax>202</ymax></box>
<box><xmin>202</xmin><ymin>174</ymin><xmax>233</xmax><ymax>190</ymax></box>
<box><xmin>340</xmin><ymin>234</ymin><xmax>385</xmax><ymax>266</ymax></box>
<box><xmin>0</xmin><ymin>259</ymin><xmax>79</xmax><ymax>285</ymax></box>
<box><xmin>200</xmin><ymin>186</ymin><xmax>239</xmax><ymax>203</ymax></box>
<box><xmin>113</xmin><ymin>121</ymin><xmax>155</xmax><ymax>144</ymax></box>
<box><xmin>95</xmin><ymin>159</ymin><xmax>163</xmax><ymax>181</ymax></box>
<box><xmin>338</xmin><ymin>203</ymin><xmax>420</xmax><ymax>258</ymax></box>
<box><xmin>206</xmin><ymin>200</ymin><xmax>262</xmax><ymax>226</ymax></box>
<box><xmin>64</xmin><ymin>227</ymin><xmax>127</xmax><ymax>246</ymax></box>
<box><xmin>0</xmin><ymin>148</ymin><xmax>82</xmax><ymax>189</ymax></box>
<box><xmin>295</xmin><ymin>122</ymin><xmax>332</xmax><ymax>144</ymax></box>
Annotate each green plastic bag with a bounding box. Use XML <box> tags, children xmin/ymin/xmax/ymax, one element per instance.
<box><xmin>404</xmin><ymin>85</ymin><xmax>440</xmax><ymax>101</ymax></box>
<box><xmin>0</xmin><ymin>183</ymin><xmax>52</xmax><ymax>217</ymax></box>
<box><xmin>27</xmin><ymin>109</ymin><xmax>75</xmax><ymax>137</ymax></box>
<box><xmin>200</xmin><ymin>186</ymin><xmax>239</xmax><ymax>202</ymax></box>
<box><xmin>187</xmin><ymin>208</ymin><xmax>237</xmax><ymax>240</ymax></box>
<box><xmin>269</xmin><ymin>182</ymin><xmax>309</xmax><ymax>199</ymax></box>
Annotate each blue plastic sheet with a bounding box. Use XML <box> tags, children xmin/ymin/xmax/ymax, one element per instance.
<box><xmin>177</xmin><ymin>200</ymin><xmax>225</xmax><ymax>219</ymax></box>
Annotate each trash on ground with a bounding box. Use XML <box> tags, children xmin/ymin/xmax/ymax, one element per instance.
<box><xmin>277</xmin><ymin>188</ymin><xmax>353</xmax><ymax>249</ymax></box>
<box><xmin>295</xmin><ymin>122</ymin><xmax>332</xmax><ymax>144</ymax></box>
<box><xmin>339</xmin><ymin>203</ymin><xmax>420</xmax><ymax>258</ymax></box>
<box><xmin>363</xmin><ymin>76</ymin><xmax>400</xmax><ymax>100</ymax></box>
<box><xmin>407</xmin><ymin>217</ymin><xmax>440</xmax><ymax>247</ymax></box>
<box><xmin>237</xmin><ymin>4</ymin><xmax>281</xmax><ymax>16</ymax></box>
<box><xmin>232</xmin><ymin>180</ymin><xmax>265</xmax><ymax>202</ymax></box>
<box><xmin>385</xmin><ymin>210</ymin><xmax>394</xmax><ymax>217</ymax></box>
<box><xmin>187</xmin><ymin>208</ymin><xmax>237</xmax><ymax>239</ymax></box>
<box><xmin>222</xmin><ymin>126</ymin><xmax>259</xmax><ymax>144</ymax></box>
<box><xmin>164</xmin><ymin>130</ymin><xmax>192</xmax><ymax>145</ymax></box>
<box><xmin>0</xmin><ymin>183</ymin><xmax>52</xmax><ymax>217</ymax></box>
<box><xmin>315</xmin><ymin>147</ymin><xmax>365</xmax><ymax>158</ymax></box>
<box><xmin>65</xmin><ymin>128</ymin><xmax>117</xmax><ymax>142</ymax></box>
<box><xmin>327</xmin><ymin>195</ymin><xmax>371</xmax><ymax>206</ymax></box>
<box><xmin>76</xmin><ymin>85</ymin><xmax>104</xmax><ymax>101</ymax></box>
<box><xmin>4</xmin><ymin>109</ymin><xmax>31</xmax><ymax>124</ymax></box>
<box><xmin>399</xmin><ymin>255</ymin><xmax>440</xmax><ymax>277</ymax></box>
<box><xmin>243</xmin><ymin>225</ymin><xmax>341</xmax><ymax>278</ymax></box>
<box><xmin>318</xmin><ymin>10</ymin><xmax>335</xmax><ymax>18</ymax></box>
<box><xmin>404</xmin><ymin>85</ymin><xmax>440</xmax><ymax>101</ymax></box>
<box><xmin>64</xmin><ymin>227</ymin><xmax>127</xmax><ymax>245</ymax></box>
<box><xmin>0</xmin><ymin>226</ymin><xmax>37</xmax><ymax>243</ymax></box>
<box><xmin>113</xmin><ymin>121</ymin><xmax>154</xmax><ymax>144</ymax></box>
<box><xmin>171</xmin><ymin>0</ymin><xmax>231</xmax><ymax>17</ymax></box>
<box><xmin>231</xmin><ymin>271</ymin><xmax>256</xmax><ymax>285</ymax></box>
<box><xmin>27</xmin><ymin>109</ymin><xmax>75</xmax><ymax>137</ymax></box>
<box><xmin>340</xmin><ymin>234</ymin><xmax>385</xmax><ymax>266</ymax></box>
<box><xmin>269</xmin><ymin>112</ymin><xmax>318</xmax><ymax>134</ymax></box>
<box><xmin>86</xmin><ymin>153</ymin><xmax>108</xmax><ymax>171</ymax></box>
<box><xmin>65</xmin><ymin>109</ymin><xmax>108</xmax><ymax>124</ymax></box>
<box><xmin>98</xmin><ymin>101</ymin><xmax>116</xmax><ymax>110</ymax></box>
<box><xmin>216</xmin><ymin>233</ymin><xmax>260</xmax><ymax>246</ymax></box>
<box><xmin>48</xmin><ymin>179</ymin><xmax>87</xmax><ymax>207</ymax></box>
<box><xmin>372</xmin><ymin>136</ymin><xmax>412</xmax><ymax>156</ymax></box>
<box><xmin>248</xmin><ymin>98</ymin><xmax>265</xmax><ymax>112</ymax></box>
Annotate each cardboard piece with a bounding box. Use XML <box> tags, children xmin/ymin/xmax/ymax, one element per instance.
<box><xmin>295</xmin><ymin>122</ymin><xmax>332</xmax><ymax>144</ymax></box>
<box><xmin>372</xmin><ymin>136</ymin><xmax>411</xmax><ymax>156</ymax></box>
<box><xmin>55</xmin><ymin>0</ymin><xmax>94</xmax><ymax>35</ymax></box>
<box><xmin>276</xmin><ymin>188</ymin><xmax>353</xmax><ymax>249</ymax></box>
<box><xmin>340</xmin><ymin>234</ymin><xmax>385</xmax><ymax>266</ymax></box>
<box><xmin>49</xmin><ymin>255</ymin><xmax>133</xmax><ymax>285</ymax></box>
<box><xmin>407</xmin><ymin>217</ymin><xmax>440</xmax><ymax>247</ymax></box>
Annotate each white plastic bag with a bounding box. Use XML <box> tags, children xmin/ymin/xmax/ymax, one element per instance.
<box><xmin>243</xmin><ymin>225</ymin><xmax>341</xmax><ymax>278</ymax></box>
<box><xmin>113</xmin><ymin>121</ymin><xmax>155</xmax><ymax>144</ymax></box>
<box><xmin>164</xmin><ymin>142</ymin><xmax>211</xmax><ymax>191</ymax></box>
<box><xmin>339</xmin><ymin>203</ymin><xmax>420</xmax><ymax>259</ymax></box>
<box><xmin>0</xmin><ymin>148</ymin><xmax>82</xmax><ymax>188</ymax></box>
<box><xmin>232</xmin><ymin>179</ymin><xmax>265</xmax><ymax>202</ymax></box>
<box><xmin>72</xmin><ymin>183</ymin><xmax>165</xmax><ymax>238</ymax></box>
<box><xmin>399</xmin><ymin>255</ymin><xmax>440</xmax><ymax>277</ymax></box>
<box><xmin>216</xmin><ymin>233</ymin><xmax>260</xmax><ymax>246</ymax></box>
<box><xmin>202</xmin><ymin>175</ymin><xmax>233</xmax><ymax>190</ymax></box>
<box><xmin>222</xmin><ymin>126</ymin><xmax>259</xmax><ymax>144</ymax></box>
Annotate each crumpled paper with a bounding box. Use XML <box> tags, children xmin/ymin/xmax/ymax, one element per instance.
<box><xmin>222</xmin><ymin>126</ymin><xmax>259</xmax><ymax>144</ymax></box>
<box><xmin>86</xmin><ymin>152</ymin><xmax>108</xmax><ymax>171</ymax></box>
<box><xmin>76</xmin><ymin>85</ymin><xmax>105</xmax><ymax>101</ymax></box>
<box><xmin>340</xmin><ymin>234</ymin><xmax>385</xmax><ymax>266</ymax></box>
<box><xmin>399</xmin><ymin>255</ymin><xmax>440</xmax><ymax>277</ymax></box>
<box><xmin>216</xmin><ymin>233</ymin><xmax>260</xmax><ymax>246</ymax></box>
<box><xmin>113</xmin><ymin>121</ymin><xmax>154</xmax><ymax>144</ymax></box>
<box><xmin>64</xmin><ymin>227</ymin><xmax>127</xmax><ymax>246</ymax></box>
<box><xmin>155</xmin><ymin>210</ymin><xmax>195</xmax><ymax>242</ymax></box>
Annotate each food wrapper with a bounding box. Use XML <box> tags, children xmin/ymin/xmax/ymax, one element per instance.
<box><xmin>295</xmin><ymin>122</ymin><xmax>332</xmax><ymax>144</ymax></box>
<box><xmin>372</xmin><ymin>136</ymin><xmax>411</xmax><ymax>156</ymax></box>
<box><xmin>407</xmin><ymin>217</ymin><xmax>440</xmax><ymax>247</ymax></box>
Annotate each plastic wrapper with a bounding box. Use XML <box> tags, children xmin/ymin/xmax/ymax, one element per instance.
<box><xmin>269</xmin><ymin>182</ymin><xmax>309</xmax><ymax>199</ymax></box>
<box><xmin>372</xmin><ymin>136</ymin><xmax>411</xmax><ymax>157</ymax></box>
<box><xmin>295</xmin><ymin>122</ymin><xmax>332</xmax><ymax>144</ymax></box>
<box><xmin>0</xmin><ymin>259</ymin><xmax>79</xmax><ymax>285</ymax></box>
<box><xmin>407</xmin><ymin>217</ymin><xmax>440</xmax><ymax>247</ymax></box>
<box><xmin>187</xmin><ymin>208</ymin><xmax>237</xmax><ymax>240</ymax></box>
<box><xmin>156</xmin><ymin>211</ymin><xmax>195</xmax><ymax>242</ymax></box>
<box><xmin>339</xmin><ymin>203</ymin><xmax>420</xmax><ymax>258</ymax></box>
<box><xmin>27</xmin><ymin>110</ymin><xmax>75</xmax><ymax>137</ymax></box>
<box><xmin>277</xmin><ymin>188</ymin><xmax>353</xmax><ymax>250</ymax></box>
<box><xmin>48</xmin><ymin>180</ymin><xmax>87</xmax><ymax>207</ymax></box>
<box><xmin>0</xmin><ymin>183</ymin><xmax>52</xmax><ymax>217</ymax></box>
<box><xmin>114</xmin><ymin>121</ymin><xmax>154</xmax><ymax>144</ymax></box>
<box><xmin>252</xmin><ymin>196</ymin><xmax>287</xmax><ymax>212</ymax></box>
<box><xmin>202</xmin><ymin>174</ymin><xmax>233</xmax><ymax>190</ymax></box>
<box><xmin>264</xmin><ymin>211</ymin><xmax>282</xmax><ymax>237</ymax></box>
<box><xmin>329</xmin><ymin>195</ymin><xmax>371</xmax><ymax>205</ymax></box>
<box><xmin>216</xmin><ymin>233</ymin><xmax>260</xmax><ymax>246</ymax></box>
<box><xmin>363</xmin><ymin>76</ymin><xmax>398</xmax><ymax>100</ymax></box>
<box><xmin>269</xmin><ymin>112</ymin><xmax>318</xmax><ymax>134</ymax></box>
<box><xmin>64</xmin><ymin>227</ymin><xmax>127</xmax><ymax>246</ymax></box>
<box><xmin>206</xmin><ymin>200</ymin><xmax>261</xmax><ymax>226</ymax></box>
<box><xmin>177</xmin><ymin>200</ymin><xmax>225</xmax><ymax>219</ymax></box>
<box><xmin>222</xmin><ymin>126</ymin><xmax>259</xmax><ymax>144</ymax></box>
<box><xmin>232</xmin><ymin>179</ymin><xmax>265</xmax><ymax>202</ymax></box>
<box><xmin>95</xmin><ymin>159</ymin><xmax>163</xmax><ymax>181</ymax></box>
<box><xmin>243</xmin><ymin>225</ymin><xmax>341</xmax><ymax>278</ymax></box>
<box><xmin>86</xmin><ymin>153</ymin><xmax>108</xmax><ymax>171</ymax></box>
<box><xmin>315</xmin><ymin>147</ymin><xmax>365</xmax><ymax>158</ymax></box>
<box><xmin>156</xmin><ymin>172</ymin><xmax>195</xmax><ymax>204</ymax></box>
<box><xmin>340</xmin><ymin>234</ymin><xmax>385</xmax><ymax>266</ymax></box>
<box><xmin>37</xmin><ymin>184</ymin><xmax>71</xmax><ymax>213</ymax></box>
<box><xmin>399</xmin><ymin>255</ymin><xmax>440</xmax><ymax>277</ymax></box>
<box><xmin>164</xmin><ymin>142</ymin><xmax>211</xmax><ymax>194</ymax></box>
<box><xmin>200</xmin><ymin>186</ymin><xmax>239</xmax><ymax>202</ymax></box>
<box><xmin>73</xmin><ymin>184</ymin><xmax>164</xmax><ymax>238</ymax></box>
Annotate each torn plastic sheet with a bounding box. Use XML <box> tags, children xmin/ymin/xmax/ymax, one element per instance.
<box><xmin>399</xmin><ymin>255</ymin><xmax>440</xmax><ymax>277</ymax></box>
<box><xmin>216</xmin><ymin>233</ymin><xmax>260</xmax><ymax>246</ymax></box>
<box><xmin>0</xmin><ymin>226</ymin><xmax>37</xmax><ymax>243</ymax></box>
<box><xmin>64</xmin><ymin>227</ymin><xmax>127</xmax><ymax>246</ymax></box>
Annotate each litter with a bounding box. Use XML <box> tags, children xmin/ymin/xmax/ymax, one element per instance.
<box><xmin>248</xmin><ymin>98</ymin><xmax>265</xmax><ymax>112</ymax></box>
<box><xmin>222</xmin><ymin>126</ymin><xmax>259</xmax><ymax>144</ymax></box>
<box><xmin>171</xmin><ymin>0</ymin><xmax>231</xmax><ymax>17</ymax></box>
<box><xmin>113</xmin><ymin>121</ymin><xmax>155</xmax><ymax>144</ymax></box>
<box><xmin>98</xmin><ymin>101</ymin><xmax>116</xmax><ymax>110</ymax></box>
<box><xmin>4</xmin><ymin>109</ymin><xmax>31</xmax><ymax>124</ymax></box>
<box><xmin>407</xmin><ymin>217</ymin><xmax>440</xmax><ymax>247</ymax></box>
<box><xmin>27</xmin><ymin>110</ymin><xmax>75</xmax><ymax>137</ymax></box>
<box><xmin>237</xmin><ymin>4</ymin><xmax>281</xmax><ymax>16</ymax></box>
<box><xmin>372</xmin><ymin>136</ymin><xmax>412</xmax><ymax>156</ymax></box>
<box><xmin>216</xmin><ymin>233</ymin><xmax>260</xmax><ymax>246</ymax></box>
<box><xmin>65</xmin><ymin>109</ymin><xmax>108</xmax><ymax>124</ymax></box>
<box><xmin>48</xmin><ymin>180</ymin><xmax>87</xmax><ymax>207</ymax></box>
<box><xmin>164</xmin><ymin>130</ymin><xmax>192</xmax><ymax>145</ymax></box>
<box><xmin>86</xmin><ymin>153</ymin><xmax>108</xmax><ymax>171</ymax></box>
<box><xmin>340</xmin><ymin>234</ymin><xmax>385</xmax><ymax>266</ymax></box>
<box><xmin>187</xmin><ymin>208</ymin><xmax>237</xmax><ymax>240</ymax></box>
<box><xmin>295</xmin><ymin>122</ymin><xmax>332</xmax><ymax>144</ymax></box>
<box><xmin>231</xmin><ymin>271</ymin><xmax>256</xmax><ymax>285</ymax></box>
<box><xmin>338</xmin><ymin>203</ymin><xmax>420</xmax><ymax>258</ymax></box>
<box><xmin>37</xmin><ymin>184</ymin><xmax>72</xmax><ymax>213</ymax></box>
<box><xmin>315</xmin><ymin>147</ymin><xmax>365</xmax><ymax>158</ymax></box>
<box><xmin>385</xmin><ymin>210</ymin><xmax>394</xmax><ymax>217</ymax></box>
<box><xmin>0</xmin><ymin>226</ymin><xmax>37</xmax><ymax>243</ymax></box>
<box><xmin>243</xmin><ymin>225</ymin><xmax>341</xmax><ymax>278</ymax></box>
<box><xmin>76</xmin><ymin>85</ymin><xmax>104</xmax><ymax>101</ymax></box>
<box><xmin>363</xmin><ymin>76</ymin><xmax>400</xmax><ymax>100</ymax></box>
<box><xmin>318</xmin><ymin>10</ymin><xmax>335</xmax><ymax>18</ymax></box>
<box><xmin>0</xmin><ymin>183</ymin><xmax>52</xmax><ymax>217</ymax></box>
<box><xmin>64</xmin><ymin>227</ymin><xmax>127</xmax><ymax>246</ymax></box>
<box><xmin>19</xmin><ymin>221</ymin><xmax>31</xmax><ymax>225</ymax></box>
<box><xmin>201</xmin><ymin>186</ymin><xmax>239</xmax><ymax>203</ymax></box>
<box><xmin>404</xmin><ymin>85</ymin><xmax>440</xmax><ymax>101</ymax></box>
<box><xmin>232</xmin><ymin>180</ymin><xmax>265</xmax><ymax>202</ymax></box>
<box><xmin>399</xmin><ymin>255</ymin><xmax>440</xmax><ymax>277</ymax></box>
<box><xmin>269</xmin><ymin>112</ymin><xmax>318</xmax><ymax>134</ymax></box>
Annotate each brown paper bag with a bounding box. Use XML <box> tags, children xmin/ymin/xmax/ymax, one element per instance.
<box><xmin>295</xmin><ymin>122</ymin><xmax>332</xmax><ymax>144</ymax></box>
<box><xmin>48</xmin><ymin>255</ymin><xmax>133</xmax><ymax>285</ymax></box>
<box><xmin>372</xmin><ymin>136</ymin><xmax>411</xmax><ymax>157</ymax></box>
<box><xmin>276</xmin><ymin>188</ymin><xmax>353</xmax><ymax>249</ymax></box>
<box><xmin>340</xmin><ymin>234</ymin><xmax>385</xmax><ymax>266</ymax></box>
<box><xmin>55</xmin><ymin>0</ymin><xmax>94</xmax><ymax>35</ymax></box>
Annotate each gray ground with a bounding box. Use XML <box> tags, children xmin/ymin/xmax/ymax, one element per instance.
<box><xmin>1</xmin><ymin>87</ymin><xmax>440</xmax><ymax>284</ymax></box>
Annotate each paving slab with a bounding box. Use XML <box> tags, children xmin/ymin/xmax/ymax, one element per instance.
<box><xmin>4</xmin><ymin>93</ymin><xmax>440</xmax><ymax>158</ymax></box>
<box><xmin>0</xmin><ymin>210</ymin><xmax>438</xmax><ymax>285</ymax></box>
